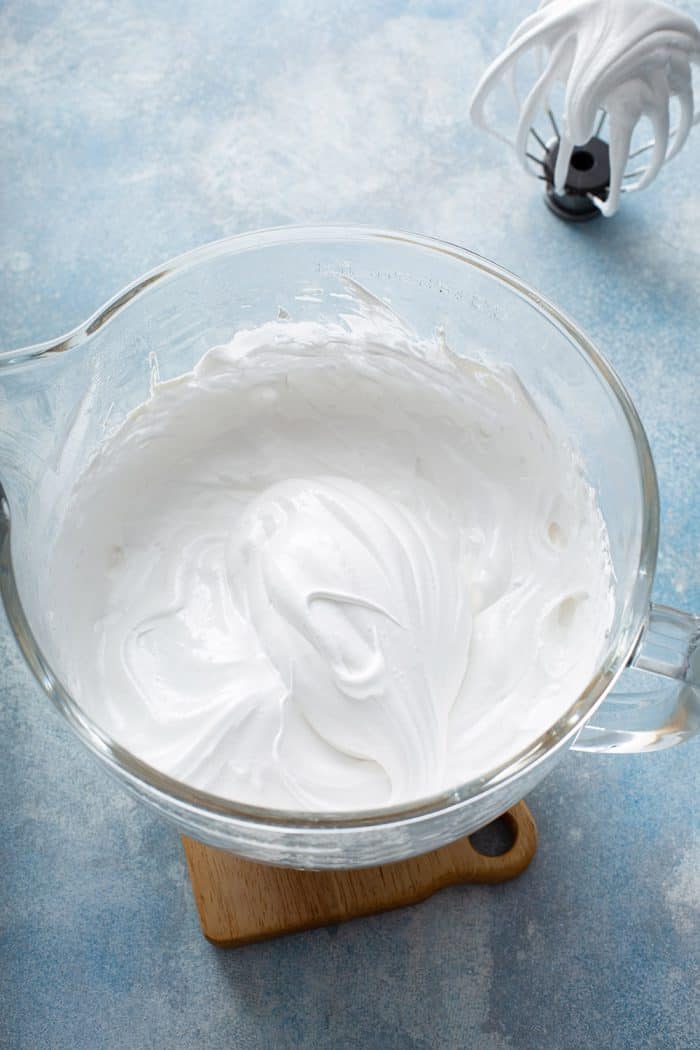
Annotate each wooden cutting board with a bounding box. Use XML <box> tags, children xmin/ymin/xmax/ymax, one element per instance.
<box><xmin>182</xmin><ymin>801</ymin><xmax>537</xmax><ymax>946</ymax></box>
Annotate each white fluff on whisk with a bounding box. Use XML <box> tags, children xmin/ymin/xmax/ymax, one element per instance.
<box><xmin>470</xmin><ymin>0</ymin><xmax>700</xmax><ymax>216</ymax></box>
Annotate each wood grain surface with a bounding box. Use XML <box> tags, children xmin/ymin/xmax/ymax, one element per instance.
<box><xmin>182</xmin><ymin>802</ymin><xmax>537</xmax><ymax>946</ymax></box>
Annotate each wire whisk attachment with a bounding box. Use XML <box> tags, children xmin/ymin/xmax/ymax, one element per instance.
<box><xmin>470</xmin><ymin>0</ymin><xmax>700</xmax><ymax>219</ymax></box>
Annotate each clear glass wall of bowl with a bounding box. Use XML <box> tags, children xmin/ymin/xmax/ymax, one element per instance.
<box><xmin>0</xmin><ymin>230</ymin><xmax>659</xmax><ymax>867</ymax></box>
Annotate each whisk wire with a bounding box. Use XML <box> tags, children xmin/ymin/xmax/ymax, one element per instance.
<box><xmin>628</xmin><ymin>126</ymin><xmax>679</xmax><ymax>160</ymax></box>
<box><xmin>529</xmin><ymin>127</ymin><xmax>548</xmax><ymax>151</ymax></box>
<box><xmin>547</xmin><ymin>108</ymin><xmax>560</xmax><ymax>138</ymax></box>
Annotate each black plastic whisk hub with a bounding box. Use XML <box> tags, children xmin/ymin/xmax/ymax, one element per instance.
<box><xmin>543</xmin><ymin>136</ymin><xmax>610</xmax><ymax>221</ymax></box>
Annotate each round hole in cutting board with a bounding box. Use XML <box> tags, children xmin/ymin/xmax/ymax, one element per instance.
<box><xmin>469</xmin><ymin>815</ymin><xmax>515</xmax><ymax>856</ymax></box>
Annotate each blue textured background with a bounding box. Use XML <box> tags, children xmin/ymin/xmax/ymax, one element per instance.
<box><xmin>1</xmin><ymin>2</ymin><xmax>698</xmax><ymax>1048</ymax></box>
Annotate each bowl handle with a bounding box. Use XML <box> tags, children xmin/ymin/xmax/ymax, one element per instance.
<box><xmin>572</xmin><ymin>604</ymin><xmax>700</xmax><ymax>753</ymax></box>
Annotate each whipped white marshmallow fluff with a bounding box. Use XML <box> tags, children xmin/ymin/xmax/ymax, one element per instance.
<box><xmin>47</xmin><ymin>291</ymin><xmax>614</xmax><ymax>811</ymax></box>
<box><xmin>470</xmin><ymin>0</ymin><xmax>700</xmax><ymax>216</ymax></box>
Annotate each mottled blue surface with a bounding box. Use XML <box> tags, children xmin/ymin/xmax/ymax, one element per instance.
<box><xmin>1</xmin><ymin>2</ymin><xmax>699</xmax><ymax>1048</ymax></box>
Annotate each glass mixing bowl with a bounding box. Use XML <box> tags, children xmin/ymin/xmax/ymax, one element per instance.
<box><xmin>1</xmin><ymin>227</ymin><xmax>698</xmax><ymax>869</ymax></box>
